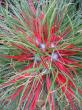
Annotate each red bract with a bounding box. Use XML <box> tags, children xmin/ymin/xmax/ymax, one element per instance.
<box><xmin>0</xmin><ymin>1</ymin><xmax>82</xmax><ymax>110</ymax></box>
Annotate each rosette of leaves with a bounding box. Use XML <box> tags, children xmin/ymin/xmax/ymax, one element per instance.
<box><xmin>0</xmin><ymin>0</ymin><xmax>82</xmax><ymax>110</ymax></box>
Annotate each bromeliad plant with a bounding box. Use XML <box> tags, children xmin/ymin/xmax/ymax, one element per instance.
<box><xmin>0</xmin><ymin>0</ymin><xmax>82</xmax><ymax>110</ymax></box>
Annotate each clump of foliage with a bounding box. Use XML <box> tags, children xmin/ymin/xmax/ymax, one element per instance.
<box><xmin>0</xmin><ymin>0</ymin><xmax>82</xmax><ymax>110</ymax></box>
